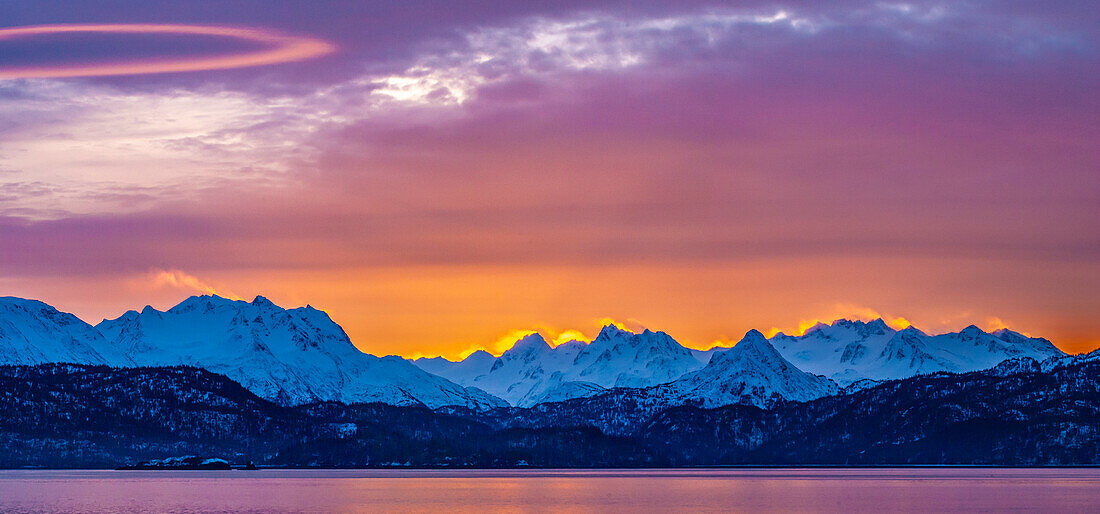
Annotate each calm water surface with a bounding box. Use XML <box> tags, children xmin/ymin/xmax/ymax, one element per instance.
<box><xmin>0</xmin><ymin>468</ymin><xmax>1097</xmax><ymax>513</ymax></box>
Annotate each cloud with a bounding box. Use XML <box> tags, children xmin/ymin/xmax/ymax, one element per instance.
<box><xmin>0</xmin><ymin>79</ymin><xmax>334</xmax><ymax>219</ymax></box>
<box><xmin>144</xmin><ymin>269</ymin><xmax>240</xmax><ymax>299</ymax></box>
<box><xmin>0</xmin><ymin>1</ymin><xmax>1096</xmax><ymax>356</ymax></box>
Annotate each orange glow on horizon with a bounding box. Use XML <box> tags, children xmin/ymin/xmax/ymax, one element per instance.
<box><xmin>9</xmin><ymin>260</ymin><xmax>1098</xmax><ymax>360</ymax></box>
<box><xmin>0</xmin><ymin>24</ymin><xmax>336</xmax><ymax>80</ymax></box>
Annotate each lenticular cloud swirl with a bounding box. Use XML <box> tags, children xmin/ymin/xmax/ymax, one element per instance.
<box><xmin>0</xmin><ymin>24</ymin><xmax>336</xmax><ymax>79</ymax></box>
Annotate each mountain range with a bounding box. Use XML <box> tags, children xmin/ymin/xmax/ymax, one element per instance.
<box><xmin>414</xmin><ymin>317</ymin><xmax>1065</xmax><ymax>407</ymax></box>
<box><xmin>0</xmin><ymin>295</ymin><xmax>1077</xmax><ymax>411</ymax></box>
<box><xmin>2</xmin><ymin>296</ymin><xmax>502</xmax><ymax>409</ymax></box>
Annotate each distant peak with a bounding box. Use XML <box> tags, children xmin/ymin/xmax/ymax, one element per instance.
<box><xmin>960</xmin><ymin>325</ymin><xmax>985</xmax><ymax>337</ymax></box>
<box><xmin>168</xmin><ymin>294</ymin><xmax>231</xmax><ymax>312</ymax></box>
<box><xmin>555</xmin><ymin>339</ymin><xmax>587</xmax><ymax>351</ymax></box>
<box><xmin>804</xmin><ymin>321</ymin><xmax>830</xmax><ymax>335</ymax></box>
<box><xmin>466</xmin><ymin>349</ymin><xmax>495</xmax><ymax>360</ymax></box>
<box><xmin>0</xmin><ymin>296</ymin><xmax>48</xmax><ymax>308</ymax></box>
<box><xmin>866</xmin><ymin>318</ymin><xmax>889</xmax><ymax>331</ymax></box>
<box><xmin>741</xmin><ymin>329</ymin><xmax>767</xmax><ymax>343</ymax></box>
<box><xmin>991</xmin><ymin>328</ymin><xmax>1027</xmax><ymax>341</ymax></box>
<box><xmin>251</xmin><ymin>295</ymin><xmax>279</xmax><ymax>309</ymax></box>
<box><xmin>991</xmin><ymin>328</ymin><xmax>1051</xmax><ymax>347</ymax></box>
<box><xmin>106</xmin><ymin>309</ymin><xmax>142</xmax><ymax>324</ymax></box>
<box><xmin>596</xmin><ymin>324</ymin><xmax>634</xmax><ymax>340</ymax></box>
<box><xmin>715</xmin><ymin>328</ymin><xmax>781</xmax><ymax>364</ymax></box>
<box><xmin>507</xmin><ymin>333</ymin><xmax>550</xmax><ymax>354</ymax></box>
<box><xmin>898</xmin><ymin>326</ymin><xmax>928</xmax><ymax>336</ymax></box>
<box><xmin>518</xmin><ymin>332</ymin><xmax>547</xmax><ymax>343</ymax></box>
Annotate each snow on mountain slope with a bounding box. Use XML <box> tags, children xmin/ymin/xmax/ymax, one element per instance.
<box><xmin>653</xmin><ymin>330</ymin><xmax>838</xmax><ymax>408</ymax></box>
<box><xmin>6</xmin><ymin>292</ymin><xmax>1072</xmax><ymax>410</ymax></box>
<box><xmin>689</xmin><ymin>346</ymin><xmax>728</xmax><ymax>365</ymax></box>
<box><xmin>96</xmin><ymin>295</ymin><xmax>505</xmax><ymax>409</ymax></box>
<box><xmin>770</xmin><ymin>319</ymin><xmax>1066</xmax><ymax>387</ymax></box>
<box><xmin>0</xmin><ymin>297</ymin><xmax>132</xmax><ymax>366</ymax></box>
<box><xmin>446</xmin><ymin>333</ymin><xmax>596</xmax><ymax>407</ymax></box>
<box><xmin>572</xmin><ymin>325</ymin><xmax>705</xmax><ymax>388</ymax></box>
<box><xmin>413</xmin><ymin>326</ymin><xmax>708</xmax><ymax>406</ymax></box>
<box><xmin>418</xmin><ymin>319</ymin><xmax>1065</xmax><ymax>407</ymax></box>
<box><xmin>415</xmin><ymin>350</ymin><xmax>497</xmax><ymax>384</ymax></box>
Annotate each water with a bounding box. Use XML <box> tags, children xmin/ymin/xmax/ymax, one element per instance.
<box><xmin>0</xmin><ymin>468</ymin><xmax>1097</xmax><ymax>513</ymax></box>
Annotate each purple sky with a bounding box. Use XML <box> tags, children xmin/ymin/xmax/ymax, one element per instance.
<box><xmin>0</xmin><ymin>0</ymin><xmax>1097</xmax><ymax>357</ymax></box>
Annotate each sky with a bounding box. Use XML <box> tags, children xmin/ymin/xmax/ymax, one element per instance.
<box><xmin>0</xmin><ymin>1</ymin><xmax>1097</xmax><ymax>358</ymax></box>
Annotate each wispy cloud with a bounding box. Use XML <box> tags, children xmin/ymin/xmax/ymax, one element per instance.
<box><xmin>144</xmin><ymin>269</ymin><xmax>240</xmax><ymax>300</ymax></box>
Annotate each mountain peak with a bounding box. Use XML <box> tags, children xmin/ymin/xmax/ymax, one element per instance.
<box><xmin>167</xmin><ymin>294</ymin><xmax>233</xmax><ymax>314</ymax></box>
<box><xmin>898</xmin><ymin>325</ymin><xmax>927</xmax><ymax>336</ymax></box>
<box><xmin>0</xmin><ymin>297</ymin><xmax>129</xmax><ymax>367</ymax></box>
<box><xmin>959</xmin><ymin>325</ymin><xmax>985</xmax><ymax>338</ymax></box>
<box><xmin>0</xmin><ymin>296</ymin><xmax>47</xmax><ymax>309</ymax></box>
<box><xmin>804</xmin><ymin>321</ymin><xmax>830</xmax><ymax>335</ymax></box>
<box><xmin>866</xmin><ymin>318</ymin><xmax>890</xmax><ymax>331</ymax></box>
<box><xmin>506</xmin><ymin>333</ymin><xmax>550</xmax><ymax>355</ymax></box>
<box><xmin>251</xmin><ymin>295</ymin><xmax>278</xmax><ymax>309</ymax></box>
<box><xmin>829</xmin><ymin>318</ymin><xmax>891</xmax><ymax>336</ymax></box>
<box><xmin>555</xmin><ymin>339</ymin><xmax>587</xmax><ymax>352</ymax></box>
<box><xmin>991</xmin><ymin>328</ymin><xmax>1037</xmax><ymax>344</ymax></box>
<box><xmin>713</xmin><ymin>329</ymin><xmax>780</xmax><ymax>365</ymax></box>
<box><xmin>595</xmin><ymin>324</ymin><xmax>634</xmax><ymax>340</ymax></box>
<box><xmin>466</xmin><ymin>349</ymin><xmax>495</xmax><ymax>360</ymax></box>
<box><xmin>112</xmin><ymin>309</ymin><xmax>141</xmax><ymax>323</ymax></box>
<box><xmin>739</xmin><ymin>329</ymin><xmax>768</xmax><ymax>344</ymax></box>
<box><xmin>668</xmin><ymin>327</ymin><xmax>837</xmax><ymax>408</ymax></box>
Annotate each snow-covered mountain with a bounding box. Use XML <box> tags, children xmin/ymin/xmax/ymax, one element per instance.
<box><xmin>453</xmin><ymin>333</ymin><xmax>595</xmax><ymax>407</ymax></box>
<box><xmin>575</xmin><ymin>326</ymin><xmax>706</xmax><ymax>387</ymax></box>
<box><xmin>418</xmin><ymin>318</ymin><xmax>1070</xmax><ymax>406</ymax></box>
<box><xmin>414</xmin><ymin>326</ymin><xmax>707</xmax><ymax>406</ymax></box>
<box><xmin>3</xmin><ymin>293</ymin><xmax>1077</xmax><ymax>410</ymax></box>
<box><xmin>416</xmin><ymin>333</ymin><xmax>604</xmax><ymax>407</ymax></box>
<box><xmin>415</xmin><ymin>350</ymin><xmax>497</xmax><ymax>382</ymax></box>
<box><xmin>770</xmin><ymin>319</ymin><xmax>1066</xmax><ymax>387</ymax></box>
<box><xmin>0</xmin><ymin>297</ymin><xmax>132</xmax><ymax>366</ymax></box>
<box><xmin>94</xmin><ymin>295</ymin><xmax>505</xmax><ymax>409</ymax></box>
<box><xmin>649</xmin><ymin>330</ymin><xmax>838</xmax><ymax>408</ymax></box>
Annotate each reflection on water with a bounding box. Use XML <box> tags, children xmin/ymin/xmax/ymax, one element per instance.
<box><xmin>0</xmin><ymin>468</ymin><xmax>1097</xmax><ymax>513</ymax></box>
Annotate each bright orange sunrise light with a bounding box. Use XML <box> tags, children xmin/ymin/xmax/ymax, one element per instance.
<box><xmin>0</xmin><ymin>24</ymin><xmax>336</xmax><ymax>79</ymax></box>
